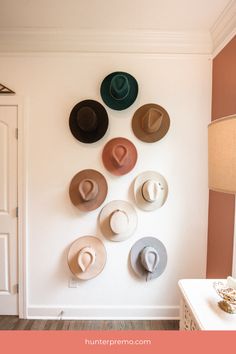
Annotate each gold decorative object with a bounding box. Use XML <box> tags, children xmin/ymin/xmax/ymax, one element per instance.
<box><xmin>213</xmin><ymin>281</ymin><xmax>236</xmax><ymax>314</ymax></box>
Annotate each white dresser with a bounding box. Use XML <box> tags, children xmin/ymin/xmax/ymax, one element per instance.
<box><xmin>178</xmin><ymin>279</ymin><xmax>236</xmax><ymax>330</ymax></box>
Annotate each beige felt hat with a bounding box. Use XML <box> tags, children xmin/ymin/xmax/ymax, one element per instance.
<box><xmin>134</xmin><ymin>171</ymin><xmax>168</xmax><ymax>211</ymax></box>
<box><xmin>132</xmin><ymin>103</ymin><xmax>170</xmax><ymax>143</ymax></box>
<box><xmin>67</xmin><ymin>236</ymin><xmax>107</xmax><ymax>280</ymax></box>
<box><xmin>99</xmin><ymin>200</ymin><xmax>138</xmax><ymax>241</ymax></box>
<box><xmin>69</xmin><ymin>169</ymin><xmax>108</xmax><ymax>211</ymax></box>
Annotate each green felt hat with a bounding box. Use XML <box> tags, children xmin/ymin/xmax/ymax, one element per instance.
<box><xmin>100</xmin><ymin>71</ymin><xmax>138</xmax><ymax>111</ymax></box>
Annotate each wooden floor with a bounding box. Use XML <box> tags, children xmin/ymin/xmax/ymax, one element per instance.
<box><xmin>0</xmin><ymin>316</ymin><xmax>179</xmax><ymax>330</ymax></box>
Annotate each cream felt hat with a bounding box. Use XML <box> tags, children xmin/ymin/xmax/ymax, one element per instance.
<box><xmin>67</xmin><ymin>236</ymin><xmax>106</xmax><ymax>280</ymax></box>
<box><xmin>134</xmin><ymin>171</ymin><xmax>168</xmax><ymax>211</ymax></box>
<box><xmin>99</xmin><ymin>200</ymin><xmax>138</xmax><ymax>241</ymax></box>
<box><xmin>130</xmin><ymin>237</ymin><xmax>167</xmax><ymax>281</ymax></box>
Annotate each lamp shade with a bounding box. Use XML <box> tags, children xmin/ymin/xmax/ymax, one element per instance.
<box><xmin>208</xmin><ymin>114</ymin><xmax>236</xmax><ymax>194</ymax></box>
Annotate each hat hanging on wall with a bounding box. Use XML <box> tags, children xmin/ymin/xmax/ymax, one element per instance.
<box><xmin>132</xmin><ymin>103</ymin><xmax>170</xmax><ymax>142</ymax></box>
<box><xmin>130</xmin><ymin>237</ymin><xmax>167</xmax><ymax>281</ymax></box>
<box><xmin>134</xmin><ymin>171</ymin><xmax>168</xmax><ymax>211</ymax></box>
<box><xmin>102</xmin><ymin>137</ymin><xmax>138</xmax><ymax>176</ymax></box>
<box><xmin>100</xmin><ymin>71</ymin><xmax>138</xmax><ymax>110</ymax></box>
<box><xmin>99</xmin><ymin>200</ymin><xmax>138</xmax><ymax>241</ymax></box>
<box><xmin>69</xmin><ymin>169</ymin><xmax>108</xmax><ymax>211</ymax></box>
<box><xmin>68</xmin><ymin>236</ymin><xmax>107</xmax><ymax>280</ymax></box>
<box><xmin>69</xmin><ymin>99</ymin><xmax>109</xmax><ymax>143</ymax></box>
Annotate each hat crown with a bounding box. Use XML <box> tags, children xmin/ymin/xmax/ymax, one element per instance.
<box><xmin>142</xmin><ymin>108</ymin><xmax>163</xmax><ymax>134</ymax></box>
<box><xmin>140</xmin><ymin>246</ymin><xmax>159</xmax><ymax>273</ymax></box>
<box><xmin>142</xmin><ymin>179</ymin><xmax>159</xmax><ymax>203</ymax></box>
<box><xmin>77</xmin><ymin>246</ymin><xmax>96</xmax><ymax>272</ymax></box>
<box><xmin>110</xmin><ymin>74</ymin><xmax>130</xmax><ymax>100</ymax></box>
<box><xmin>78</xmin><ymin>178</ymin><xmax>98</xmax><ymax>202</ymax></box>
<box><xmin>111</xmin><ymin>144</ymin><xmax>128</xmax><ymax>168</ymax></box>
<box><xmin>110</xmin><ymin>209</ymin><xmax>129</xmax><ymax>234</ymax></box>
<box><xmin>77</xmin><ymin>106</ymin><xmax>98</xmax><ymax>132</ymax></box>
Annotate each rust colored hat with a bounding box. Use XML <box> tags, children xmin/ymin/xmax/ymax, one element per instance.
<box><xmin>102</xmin><ymin>137</ymin><xmax>137</xmax><ymax>176</ymax></box>
<box><xmin>69</xmin><ymin>169</ymin><xmax>108</xmax><ymax>211</ymax></box>
<box><xmin>132</xmin><ymin>103</ymin><xmax>170</xmax><ymax>143</ymax></box>
<box><xmin>68</xmin><ymin>236</ymin><xmax>107</xmax><ymax>280</ymax></box>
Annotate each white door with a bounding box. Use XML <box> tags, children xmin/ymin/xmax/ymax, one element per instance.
<box><xmin>0</xmin><ymin>105</ymin><xmax>18</xmax><ymax>315</ymax></box>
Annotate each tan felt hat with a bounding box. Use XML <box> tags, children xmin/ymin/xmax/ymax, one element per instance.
<box><xmin>134</xmin><ymin>171</ymin><xmax>168</xmax><ymax>211</ymax></box>
<box><xmin>102</xmin><ymin>137</ymin><xmax>137</xmax><ymax>176</ymax></box>
<box><xmin>132</xmin><ymin>103</ymin><xmax>170</xmax><ymax>142</ymax></box>
<box><xmin>69</xmin><ymin>169</ymin><xmax>108</xmax><ymax>211</ymax></box>
<box><xmin>67</xmin><ymin>236</ymin><xmax>107</xmax><ymax>280</ymax></box>
<box><xmin>99</xmin><ymin>200</ymin><xmax>138</xmax><ymax>241</ymax></box>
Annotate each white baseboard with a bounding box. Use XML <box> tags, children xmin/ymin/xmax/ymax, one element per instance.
<box><xmin>26</xmin><ymin>305</ymin><xmax>179</xmax><ymax>320</ymax></box>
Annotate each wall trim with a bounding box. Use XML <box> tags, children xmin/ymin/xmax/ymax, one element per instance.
<box><xmin>0</xmin><ymin>29</ymin><xmax>212</xmax><ymax>54</ymax></box>
<box><xmin>211</xmin><ymin>0</ymin><xmax>236</xmax><ymax>57</ymax></box>
<box><xmin>27</xmin><ymin>305</ymin><xmax>179</xmax><ymax>320</ymax></box>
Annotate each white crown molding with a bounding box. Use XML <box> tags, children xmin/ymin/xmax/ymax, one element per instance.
<box><xmin>211</xmin><ymin>0</ymin><xmax>236</xmax><ymax>57</ymax></box>
<box><xmin>0</xmin><ymin>28</ymin><xmax>212</xmax><ymax>54</ymax></box>
<box><xmin>27</xmin><ymin>305</ymin><xmax>179</xmax><ymax>319</ymax></box>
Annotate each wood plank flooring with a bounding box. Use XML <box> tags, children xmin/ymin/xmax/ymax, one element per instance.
<box><xmin>0</xmin><ymin>316</ymin><xmax>179</xmax><ymax>330</ymax></box>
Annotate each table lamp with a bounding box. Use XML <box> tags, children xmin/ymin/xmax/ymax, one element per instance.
<box><xmin>208</xmin><ymin>114</ymin><xmax>236</xmax><ymax>275</ymax></box>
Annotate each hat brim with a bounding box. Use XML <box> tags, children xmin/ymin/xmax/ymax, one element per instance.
<box><xmin>100</xmin><ymin>72</ymin><xmax>138</xmax><ymax>111</ymax></box>
<box><xmin>68</xmin><ymin>236</ymin><xmax>107</xmax><ymax>280</ymax></box>
<box><xmin>134</xmin><ymin>171</ymin><xmax>168</xmax><ymax>211</ymax></box>
<box><xmin>132</xmin><ymin>104</ymin><xmax>170</xmax><ymax>142</ymax></box>
<box><xmin>99</xmin><ymin>200</ymin><xmax>138</xmax><ymax>241</ymax></box>
<box><xmin>130</xmin><ymin>237</ymin><xmax>167</xmax><ymax>280</ymax></box>
<box><xmin>69</xmin><ymin>169</ymin><xmax>108</xmax><ymax>211</ymax></box>
<box><xmin>69</xmin><ymin>100</ymin><xmax>109</xmax><ymax>143</ymax></box>
<box><xmin>102</xmin><ymin>137</ymin><xmax>138</xmax><ymax>176</ymax></box>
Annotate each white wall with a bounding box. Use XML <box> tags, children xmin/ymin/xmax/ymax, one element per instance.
<box><xmin>0</xmin><ymin>52</ymin><xmax>211</xmax><ymax>318</ymax></box>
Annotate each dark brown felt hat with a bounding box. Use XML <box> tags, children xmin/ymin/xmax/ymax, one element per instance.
<box><xmin>132</xmin><ymin>103</ymin><xmax>170</xmax><ymax>143</ymax></box>
<box><xmin>102</xmin><ymin>137</ymin><xmax>138</xmax><ymax>176</ymax></box>
<box><xmin>69</xmin><ymin>100</ymin><xmax>109</xmax><ymax>143</ymax></box>
<box><xmin>69</xmin><ymin>169</ymin><xmax>108</xmax><ymax>211</ymax></box>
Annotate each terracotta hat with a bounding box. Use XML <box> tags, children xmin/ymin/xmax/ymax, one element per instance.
<box><xmin>68</xmin><ymin>236</ymin><xmax>106</xmax><ymax>280</ymax></box>
<box><xmin>100</xmin><ymin>71</ymin><xmax>138</xmax><ymax>110</ymax></box>
<box><xmin>102</xmin><ymin>137</ymin><xmax>138</xmax><ymax>176</ymax></box>
<box><xmin>132</xmin><ymin>103</ymin><xmax>170</xmax><ymax>142</ymax></box>
<box><xmin>130</xmin><ymin>237</ymin><xmax>167</xmax><ymax>281</ymax></box>
<box><xmin>134</xmin><ymin>171</ymin><xmax>168</xmax><ymax>211</ymax></box>
<box><xmin>99</xmin><ymin>200</ymin><xmax>138</xmax><ymax>241</ymax></box>
<box><xmin>69</xmin><ymin>100</ymin><xmax>109</xmax><ymax>143</ymax></box>
<box><xmin>69</xmin><ymin>169</ymin><xmax>108</xmax><ymax>211</ymax></box>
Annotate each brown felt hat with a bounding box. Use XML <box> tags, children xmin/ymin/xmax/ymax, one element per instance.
<box><xmin>102</xmin><ymin>137</ymin><xmax>137</xmax><ymax>176</ymax></box>
<box><xmin>132</xmin><ymin>103</ymin><xmax>170</xmax><ymax>143</ymax></box>
<box><xmin>69</xmin><ymin>169</ymin><xmax>108</xmax><ymax>211</ymax></box>
<box><xmin>68</xmin><ymin>236</ymin><xmax>107</xmax><ymax>280</ymax></box>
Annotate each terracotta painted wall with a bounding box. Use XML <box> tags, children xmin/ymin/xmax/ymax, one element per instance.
<box><xmin>207</xmin><ymin>36</ymin><xmax>236</xmax><ymax>278</ymax></box>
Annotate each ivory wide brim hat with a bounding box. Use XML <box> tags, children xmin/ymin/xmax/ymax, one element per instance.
<box><xmin>132</xmin><ymin>103</ymin><xmax>170</xmax><ymax>142</ymax></box>
<box><xmin>68</xmin><ymin>236</ymin><xmax>107</xmax><ymax>280</ymax></box>
<box><xmin>99</xmin><ymin>200</ymin><xmax>138</xmax><ymax>241</ymax></box>
<box><xmin>69</xmin><ymin>99</ymin><xmax>109</xmax><ymax>143</ymax></box>
<box><xmin>134</xmin><ymin>171</ymin><xmax>168</xmax><ymax>211</ymax></box>
<box><xmin>100</xmin><ymin>71</ymin><xmax>138</xmax><ymax>110</ymax></box>
<box><xmin>69</xmin><ymin>169</ymin><xmax>108</xmax><ymax>211</ymax></box>
<box><xmin>130</xmin><ymin>237</ymin><xmax>167</xmax><ymax>281</ymax></box>
<box><xmin>102</xmin><ymin>137</ymin><xmax>138</xmax><ymax>176</ymax></box>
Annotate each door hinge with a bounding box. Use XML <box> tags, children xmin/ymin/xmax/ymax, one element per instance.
<box><xmin>15</xmin><ymin>128</ymin><xmax>18</xmax><ymax>139</ymax></box>
<box><xmin>16</xmin><ymin>207</ymin><xmax>19</xmax><ymax>217</ymax></box>
<box><xmin>16</xmin><ymin>284</ymin><xmax>19</xmax><ymax>293</ymax></box>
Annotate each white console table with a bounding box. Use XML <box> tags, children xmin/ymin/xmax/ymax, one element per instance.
<box><xmin>178</xmin><ymin>279</ymin><xmax>236</xmax><ymax>330</ymax></box>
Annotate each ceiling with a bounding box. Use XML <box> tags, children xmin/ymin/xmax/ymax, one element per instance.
<box><xmin>0</xmin><ymin>0</ymin><xmax>231</xmax><ymax>31</ymax></box>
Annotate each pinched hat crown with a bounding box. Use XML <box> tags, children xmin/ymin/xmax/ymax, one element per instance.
<box><xmin>78</xmin><ymin>179</ymin><xmax>98</xmax><ymax>202</ymax></box>
<box><xmin>142</xmin><ymin>108</ymin><xmax>163</xmax><ymax>134</ymax></box>
<box><xmin>141</xmin><ymin>179</ymin><xmax>160</xmax><ymax>203</ymax></box>
<box><xmin>77</xmin><ymin>246</ymin><xmax>96</xmax><ymax>272</ymax></box>
<box><xmin>140</xmin><ymin>246</ymin><xmax>159</xmax><ymax>273</ymax></box>
<box><xmin>110</xmin><ymin>74</ymin><xmax>130</xmax><ymax>101</ymax></box>
<box><xmin>77</xmin><ymin>106</ymin><xmax>98</xmax><ymax>132</ymax></box>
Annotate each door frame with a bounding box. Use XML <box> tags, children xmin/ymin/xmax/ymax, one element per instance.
<box><xmin>0</xmin><ymin>95</ymin><xmax>28</xmax><ymax>318</ymax></box>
